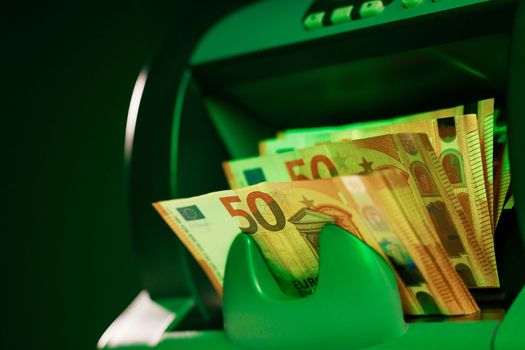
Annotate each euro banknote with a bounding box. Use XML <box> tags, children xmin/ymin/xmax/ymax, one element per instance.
<box><xmin>494</xmin><ymin>125</ymin><xmax>511</xmax><ymax>226</ymax></box>
<box><xmin>154</xmin><ymin>171</ymin><xmax>479</xmax><ymax>315</ymax></box>
<box><xmin>224</xmin><ymin>133</ymin><xmax>497</xmax><ymax>288</ymax></box>
<box><xmin>330</xmin><ymin>108</ymin><xmax>496</xmax><ymax>278</ymax></box>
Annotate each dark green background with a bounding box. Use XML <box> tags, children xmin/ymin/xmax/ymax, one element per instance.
<box><xmin>4</xmin><ymin>3</ymin><xmax>182</xmax><ymax>349</ymax></box>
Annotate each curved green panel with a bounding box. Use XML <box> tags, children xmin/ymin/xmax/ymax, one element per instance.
<box><xmin>223</xmin><ymin>224</ymin><xmax>406</xmax><ymax>350</ymax></box>
<box><xmin>494</xmin><ymin>286</ymin><xmax>525</xmax><ymax>350</ymax></box>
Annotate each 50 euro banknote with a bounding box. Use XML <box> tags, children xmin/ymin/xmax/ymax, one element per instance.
<box><xmin>261</xmin><ymin>101</ymin><xmax>497</xmax><ymax>238</ymax></box>
<box><xmin>154</xmin><ymin>171</ymin><xmax>479</xmax><ymax>316</ymax></box>
<box><xmin>224</xmin><ymin>133</ymin><xmax>497</xmax><ymax>288</ymax></box>
<box><xmin>331</xmin><ymin>105</ymin><xmax>496</xmax><ymax>271</ymax></box>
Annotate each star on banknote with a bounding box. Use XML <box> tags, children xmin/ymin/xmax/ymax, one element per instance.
<box><xmin>300</xmin><ymin>196</ymin><xmax>315</xmax><ymax>208</ymax></box>
<box><xmin>332</xmin><ymin>152</ymin><xmax>349</xmax><ymax>171</ymax></box>
<box><xmin>358</xmin><ymin>157</ymin><xmax>374</xmax><ymax>174</ymax></box>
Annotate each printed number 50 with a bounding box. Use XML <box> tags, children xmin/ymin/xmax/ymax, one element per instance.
<box><xmin>285</xmin><ymin>155</ymin><xmax>338</xmax><ymax>180</ymax></box>
<box><xmin>220</xmin><ymin>191</ymin><xmax>286</xmax><ymax>234</ymax></box>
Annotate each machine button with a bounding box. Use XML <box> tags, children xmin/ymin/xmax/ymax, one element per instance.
<box><xmin>304</xmin><ymin>11</ymin><xmax>325</xmax><ymax>29</ymax></box>
<box><xmin>402</xmin><ymin>0</ymin><xmax>423</xmax><ymax>8</ymax></box>
<box><xmin>331</xmin><ymin>5</ymin><xmax>353</xmax><ymax>25</ymax></box>
<box><xmin>360</xmin><ymin>1</ymin><xmax>385</xmax><ymax>18</ymax></box>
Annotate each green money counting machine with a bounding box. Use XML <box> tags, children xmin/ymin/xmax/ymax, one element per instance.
<box><xmin>99</xmin><ymin>1</ymin><xmax>525</xmax><ymax>349</ymax></box>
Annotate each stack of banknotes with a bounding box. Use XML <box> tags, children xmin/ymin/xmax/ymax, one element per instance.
<box><xmin>154</xmin><ymin>98</ymin><xmax>512</xmax><ymax>316</ymax></box>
